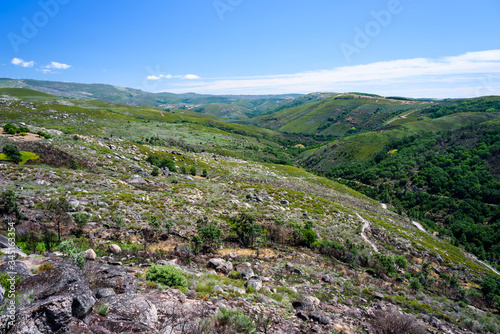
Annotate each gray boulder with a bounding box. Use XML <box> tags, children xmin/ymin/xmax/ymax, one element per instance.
<box><xmin>208</xmin><ymin>258</ymin><xmax>233</xmax><ymax>274</ymax></box>
<box><xmin>5</xmin><ymin>295</ymin><xmax>73</xmax><ymax>333</ymax></box>
<box><xmin>100</xmin><ymin>293</ymin><xmax>158</xmax><ymax>329</ymax></box>
<box><xmin>16</xmin><ymin>262</ymin><xmax>96</xmax><ymax>319</ymax></box>
<box><xmin>235</xmin><ymin>262</ymin><xmax>254</xmax><ymax>280</ymax></box>
<box><xmin>244</xmin><ymin>277</ymin><xmax>263</xmax><ymax>291</ymax></box>
<box><xmin>89</xmin><ymin>265</ymin><xmax>137</xmax><ymax>295</ymax></box>
<box><xmin>0</xmin><ymin>261</ymin><xmax>33</xmax><ymax>278</ymax></box>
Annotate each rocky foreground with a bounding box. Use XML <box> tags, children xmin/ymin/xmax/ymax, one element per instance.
<box><xmin>0</xmin><ymin>237</ymin><xmax>480</xmax><ymax>334</ymax></box>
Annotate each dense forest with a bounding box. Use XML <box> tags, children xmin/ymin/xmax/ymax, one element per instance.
<box><xmin>327</xmin><ymin>124</ymin><xmax>500</xmax><ymax>267</ymax></box>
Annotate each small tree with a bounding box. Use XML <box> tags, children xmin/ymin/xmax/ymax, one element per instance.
<box><xmin>2</xmin><ymin>143</ymin><xmax>22</xmax><ymax>163</ymax></box>
<box><xmin>199</xmin><ymin>223</ymin><xmax>223</xmax><ymax>253</ymax></box>
<box><xmin>202</xmin><ymin>169</ymin><xmax>208</xmax><ymax>178</ymax></box>
<box><xmin>190</xmin><ymin>166</ymin><xmax>197</xmax><ymax>176</ymax></box>
<box><xmin>151</xmin><ymin>166</ymin><xmax>160</xmax><ymax>176</ymax></box>
<box><xmin>0</xmin><ymin>189</ymin><xmax>22</xmax><ymax>223</ymax></box>
<box><xmin>180</xmin><ymin>166</ymin><xmax>187</xmax><ymax>174</ymax></box>
<box><xmin>230</xmin><ymin>213</ymin><xmax>263</xmax><ymax>248</ymax></box>
<box><xmin>44</xmin><ymin>197</ymin><xmax>72</xmax><ymax>241</ymax></box>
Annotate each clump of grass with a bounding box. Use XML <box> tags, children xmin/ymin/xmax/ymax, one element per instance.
<box><xmin>97</xmin><ymin>302</ymin><xmax>109</xmax><ymax>316</ymax></box>
<box><xmin>33</xmin><ymin>263</ymin><xmax>55</xmax><ymax>274</ymax></box>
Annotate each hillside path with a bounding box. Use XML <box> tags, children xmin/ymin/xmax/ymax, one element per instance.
<box><xmin>356</xmin><ymin>213</ymin><xmax>378</xmax><ymax>253</ymax></box>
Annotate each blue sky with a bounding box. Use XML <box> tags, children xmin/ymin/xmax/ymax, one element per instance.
<box><xmin>1</xmin><ymin>0</ymin><xmax>499</xmax><ymax>97</ymax></box>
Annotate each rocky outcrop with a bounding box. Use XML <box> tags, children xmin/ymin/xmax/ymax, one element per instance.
<box><xmin>88</xmin><ymin>265</ymin><xmax>137</xmax><ymax>295</ymax></box>
<box><xmin>207</xmin><ymin>258</ymin><xmax>233</xmax><ymax>274</ymax></box>
<box><xmin>16</xmin><ymin>262</ymin><xmax>96</xmax><ymax>319</ymax></box>
<box><xmin>0</xmin><ymin>261</ymin><xmax>32</xmax><ymax>278</ymax></box>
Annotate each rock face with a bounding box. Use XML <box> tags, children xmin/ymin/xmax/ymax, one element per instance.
<box><xmin>100</xmin><ymin>293</ymin><xmax>158</xmax><ymax>328</ymax></box>
<box><xmin>16</xmin><ymin>262</ymin><xmax>96</xmax><ymax>319</ymax></box>
<box><xmin>6</xmin><ymin>295</ymin><xmax>74</xmax><ymax>333</ymax></box>
<box><xmin>0</xmin><ymin>234</ymin><xmax>27</xmax><ymax>258</ymax></box>
<box><xmin>0</xmin><ymin>261</ymin><xmax>33</xmax><ymax>278</ymax></box>
<box><xmin>108</xmin><ymin>244</ymin><xmax>122</xmax><ymax>254</ymax></box>
<box><xmin>88</xmin><ymin>265</ymin><xmax>137</xmax><ymax>295</ymax></box>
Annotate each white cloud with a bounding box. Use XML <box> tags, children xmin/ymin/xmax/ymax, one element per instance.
<box><xmin>159</xmin><ymin>50</ymin><xmax>500</xmax><ymax>98</ymax></box>
<box><xmin>184</xmin><ymin>74</ymin><xmax>200</xmax><ymax>80</ymax></box>
<box><xmin>45</xmin><ymin>61</ymin><xmax>71</xmax><ymax>69</ymax></box>
<box><xmin>11</xmin><ymin>58</ymin><xmax>34</xmax><ymax>68</ymax></box>
<box><xmin>147</xmin><ymin>73</ymin><xmax>200</xmax><ymax>80</ymax></box>
<box><xmin>37</xmin><ymin>68</ymin><xmax>53</xmax><ymax>74</ymax></box>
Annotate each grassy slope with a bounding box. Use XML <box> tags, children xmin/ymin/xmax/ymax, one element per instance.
<box><xmin>247</xmin><ymin>93</ymin><xmax>430</xmax><ymax>136</ymax></box>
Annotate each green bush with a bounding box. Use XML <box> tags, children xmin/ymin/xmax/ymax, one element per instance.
<box><xmin>145</xmin><ymin>155</ymin><xmax>177</xmax><ymax>172</ymax></box>
<box><xmin>199</xmin><ymin>223</ymin><xmax>223</xmax><ymax>253</ymax></box>
<box><xmin>59</xmin><ymin>240</ymin><xmax>85</xmax><ymax>270</ymax></box>
<box><xmin>151</xmin><ymin>166</ymin><xmax>160</xmax><ymax>176</ymax></box>
<box><xmin>212</xmin><ymin>307</ymin><xmax>256</xmax><ymax>334</ymax></box>
<box><xmin>190</xmin><ymin>234</ymin><xmax>203</xmax><ymax>254</ymax></box>
<box><xmin>2</xmin><ymin>143</ymin><xmax>22</xmax><ymax>163</ymax></box>
<box><xmin>180</xmin><ymin>166</ymin><xmax>187</xmax><ymax>174</ymax></box>
<box><xmin>146</xmin><ymin>264</ymin><xmax>187</xmax><ymax>288</ymax></box>
<box><xmin>190</xmin><ymin>166</ymin><xmax>197</xmax><ymax>176</ymax></box>
<box><xmin>230</xmin><ymin>213</ymin><xmax>263</xmax><ymax>248</ymax></box>
<box><xmin>301</xmin><ymin>229</ymin><xmax>317</xmax><ymax>247</ymax></box>
<box><xmin>73</xmin><ymin>212</ymin><xmax>90</xmax><ymax>229</ymax></box>
<box><xmin>373</xmin><ymin>253</ymin><xmax>396</xmax><ymax>276</ymax></box>
<box><xmin>0</xmin><ymin>189</ymin><xmax>21</xmax><ymax>220</ymax></box>
<box><xmin>410</xmin><ymin>277</ymin><xmax>423</xmax><ymax>291</ymax></box>
<box><xmin>202</xmin><ymin>169</ymin><xmax>208</xmax><ymax>178</ymax></box>
<box><xmin>394</xmin><ymin>255</ymin><xmax>408</xmax><ymax>269</ymax></box>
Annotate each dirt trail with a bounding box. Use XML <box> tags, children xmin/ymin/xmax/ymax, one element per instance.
<box><xmin>412</xmin><ymin>220</ymin><xmax>500</xmax><ymax>276</ymax></box>
<box><xmin>356</xmin><ymin>213</ymin><xmax>378</xmax><ymax>253</ymax></box>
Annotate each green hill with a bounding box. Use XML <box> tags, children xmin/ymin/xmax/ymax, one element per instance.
<box><xmin>245</xmin><ymin>93</ymin><xmax>431</xmax><ymax>138</ymax></box>
<box><xmin>0</xmin><ymin>78</ymin><xmax>300</xmax><ymax>120</ymax></box>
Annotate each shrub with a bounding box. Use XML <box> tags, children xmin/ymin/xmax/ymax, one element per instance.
<box><xmin>73</xmin><ymin>212</ymin><xmax>90</xmax><ymax>229</ymax></box>
<box><xmin>230</xmin><ymin>212</ymin><xmax>263</xmax><ymax>248</ymax></box>
<box><xmin>202</xmin><ymin>169</ymin><xmax>208</xmax><ymax>178</ymax></box>
<box><xmin>180</xmin><ymin>166</ymin><xmax>187</xmax><ymax>174</ymax></box>
<box><xmin>394</xmin><ymin>255</ymin><xmax>408</xmax><ymax>269</ymax></box>
<box><xmin>373</xmin><ymin>253</ymin><xmax>396</xmax><ymax>276</ymax></box>
<box><xmin>146</xmin><ymin>264</ymin><xmax>187</xmax><ymax>288</ymax></box>
<box><xmin>301</xmin><ymin>229</ymin><xmax>317</xmax><ymax>247</ymax></box>
<box><xmin>410</xmin><ymin>277</ymin><xmax>423</xmax><ymax>291</ymax></box>
<box><xmin>2</xmin><ymin>143</ymin><xmax>22</xmax><ymax>163</ymax></box>
<box><xmin>199</xmin><ymin>223</ymin><xmax>223</xmax><ymax>253</ymax></box>
<box><xmin>212</xmin><ymin>307</ymin><xmax>256</xmax><ymax>334</ymax></box>
<box><xmin>190</xmin><ymin>234</ymin><xmax>203</xmax><ymax>255</ymax></box>
<box><xmin>151</xmin><ymin>166</ymin><xmax>159</xmax><ymax>176</ymax></box>
<box><xmin>190</xmin><ymin>166</ymin><xmax>197</xmax><ymax>176</ymax></box>
<box><xmin>145</xmin><ymin>155</ymin><xmax>176</xmax><ymax>172</ymax></box>
<box><xmin>0</xmin><ymin>189</ymin><xmax>21</xmax><ymax>220</ymax></box>
<box><xmin>59</xmin><ymin>239</ymin><xmax>85</xmax><ymax>270</ymax></box>
<box><xmin>371</xmin><ymin>309</ymin><xmax>426</xmax><ymax>334</ymax></box>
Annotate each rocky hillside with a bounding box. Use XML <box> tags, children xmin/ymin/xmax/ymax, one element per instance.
<box><xmin>0</xmin><ymin>89</ymin><xmax>499</xmax><ymax>333</ymax></box>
